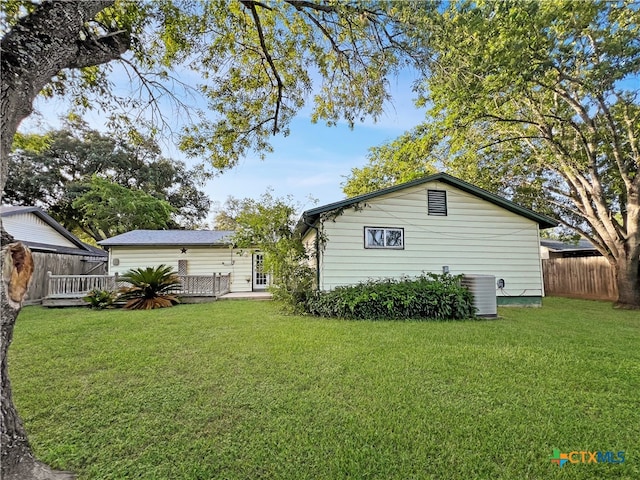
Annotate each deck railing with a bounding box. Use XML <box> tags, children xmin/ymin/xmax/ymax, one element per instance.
<box><xmin>46</xmin><ymin>272</ymin><xmax>232</xmax><ymax>298</ymax></box>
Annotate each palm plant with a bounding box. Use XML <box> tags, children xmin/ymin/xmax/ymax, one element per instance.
<box><xmin>83</xmin><ymin>289</ymin><xmax>117</xmax><ymax>310</ymax></box>
<box><xmin>118</xmin><ymin>265</ymin><xmax>182</xmax><ymax>310</ymax></box>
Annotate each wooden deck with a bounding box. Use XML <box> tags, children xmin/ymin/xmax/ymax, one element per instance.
<box><xmin>42</xmin><ymin>272</ymin><xmax>232</xmax><ymax>307</ymax></box>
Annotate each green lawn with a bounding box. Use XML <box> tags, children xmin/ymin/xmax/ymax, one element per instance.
<box><xmin>9</xmin><ymin>298</ymin><xmax>640</xmax><ymax>479</ymax></box>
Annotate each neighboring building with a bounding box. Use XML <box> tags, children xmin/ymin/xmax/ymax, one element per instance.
<box><xmin>99</xmin><ymin>230</ymin><xmax>268</xmax><ymax>293</ymax></box>
<box><xmin>1</xmin><ymin>205</ymin><xmax>107</xmax><ymax>303</ymax></box>
<box><xmin>540</xmin><ymin>239</ymin><xmax>601</xmax><ymax>259</ymax></box>
<box><xmin>298</xmin><ymin>172</ymin><xmax>557</xmax><ymax>306</ymax></box>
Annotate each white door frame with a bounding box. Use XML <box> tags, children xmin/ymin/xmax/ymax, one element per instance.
<box><xmin>252</xmin><ymin>253</ymin><xmax>269</xmax><ymax>291</ymax></box>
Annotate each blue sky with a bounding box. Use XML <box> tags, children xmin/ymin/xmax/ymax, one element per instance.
<box><xmin>197</xmin><ymin>71</ymin><xmax>427</xmax><ymax>215</ymax></box>
<box><xmin>19</xmin><ymin>67</ymin><xmax>427</xmax><ymax>223</ymax></box>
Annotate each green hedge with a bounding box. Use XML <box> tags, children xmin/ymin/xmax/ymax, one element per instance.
<box><xmin>305</xmin><ymin>273</ymin><xmax>475</xmax><ymax>320</ymax></box>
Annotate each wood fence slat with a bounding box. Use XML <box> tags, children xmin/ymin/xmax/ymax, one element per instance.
<box><xmin>542</xmin><ymin>257</ymin><xmax>617</xmax><ymax>301</ymax></box>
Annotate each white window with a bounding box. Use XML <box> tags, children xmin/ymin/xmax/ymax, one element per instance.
<box><xmin>364</xmin><ymin>227</ymin><xmax>404</xmax><ymax>249</ymax></box>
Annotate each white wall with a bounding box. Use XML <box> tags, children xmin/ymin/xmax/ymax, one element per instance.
<box><xmin>3</xmin><ymin>212</ymin><xmax>77</xmax><ymax>248</ymax></box>
<box><xmin>107</xmin><ymin>246</ymin><xmax>254</xmax><ymax>293</ymax></box>
<box><xmin>318</xmin><ymin>181</ymin><xmax>545</xmax><ymax>297</ymax></box>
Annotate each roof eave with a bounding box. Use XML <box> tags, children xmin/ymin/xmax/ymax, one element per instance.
<box><xmin>2</xmin><ymin>206</ymin><xmax>96</xmax><ymax>252</ymax></box>
<box><xmin>299</xmin><ymin>172</ymin><xmax>558</xmax><ymax>230</ymax></box>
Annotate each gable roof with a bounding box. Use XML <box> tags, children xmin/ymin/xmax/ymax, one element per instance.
<box><xmin>99</xmin><ymin>230</ymin><xmax>235</xmax><ymax>247</ymax></box>
<box><xmin>298</xmin><ymin>172</ymin><xmax>558</xmax><ymax>236</ymax></box>
<box><xmin>1</xmin><ymin>205</ymin><xmax>107</xmax><ymax>257</ymax></box>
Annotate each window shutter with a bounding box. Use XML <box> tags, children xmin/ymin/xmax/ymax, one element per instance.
<box><xmin>428</xmin><ymin>190</ymin><xmax>447</xmax><ymax>216</ymax></box>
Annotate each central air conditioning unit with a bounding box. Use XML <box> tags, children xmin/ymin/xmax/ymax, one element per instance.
<box><xmin>461</xmin><ymin>274</ymin><xmax>497</xmax><ymax>318</ymax></box>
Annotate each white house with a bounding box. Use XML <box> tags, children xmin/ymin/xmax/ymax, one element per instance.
<box><xmin>98</xmin><ymin>230</ymin><xmax>268</xmax><ymax>293</ymax></box>
<box><xmin>1</xmin><ymin>205</ymin><xmax>107</xmax><ymax>303</ymax></box>
<box><xmin>298</xmin><ymin>173</ymin><xmax>558</xmax><ymax>306</ymax></box>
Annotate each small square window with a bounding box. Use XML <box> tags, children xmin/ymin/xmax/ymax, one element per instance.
<box><xmin>364</xmin><ymin>227</ymin><xmax>404</xmax><ymax>249</ymax></box>
<box><xmin>428</xmin><ymin>190</ymin><xmax>447</xmax><ymax>216</ymax></box>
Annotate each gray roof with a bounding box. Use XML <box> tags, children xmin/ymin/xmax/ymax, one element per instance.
<box><xmin>1</xmin><ymin>205</ymin><xmax>35</xmax><ymax>215</ymax></box>
<box><xmin>298</xmin><ymin>172</ymin><xmax>558</xmax><ymax>236</ymax></box>
<box><xmin>540</xmin><ymin>239</ymin><xmax>597</xmax><ymax>252</ymax></box>
<box><xmin>99</xmin><ymin>230</ymin><xmax>235</xmax><ymax>247</ymax></box>
<box><xmin>1</xmin><ymin>205</ymin><xmax>107</xmax><ymax>257</ymax></box>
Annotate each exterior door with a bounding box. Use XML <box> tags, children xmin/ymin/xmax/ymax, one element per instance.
<box><xmin>252</xmin><ymin>253</ymin><xmax>269</xmax><ymax>291</ymax></box>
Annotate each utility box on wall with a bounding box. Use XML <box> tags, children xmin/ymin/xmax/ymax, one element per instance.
<box><xmin>461</xmin><ymin>274</ymin><xmax>497</xmax><ymax>318</ymax></box>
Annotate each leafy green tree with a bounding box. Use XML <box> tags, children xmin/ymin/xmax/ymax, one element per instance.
<box><xmin>212</xmin><ymin>196</ymin><xmax>247</xmax><ymax>231</ymax></box>
<box><xmin>345</xmin><ymin>0</ymin><xmax>640</xmax><ymax>307</ymax></box>
<box><xmin>228</xmin><ymin>191</ymin><xmax>316</xmax><ymax>311</ymax></box>
<box><xmin>1</xmin><ymin>1</ymin><xmax>432</xmax><ymax>477</ymax></box>
<box><xmin>72</xmin><ymin>176</ymin><xmax>175</xmax><ymax>240</ymax></box>
<box><xmin>342</xmin><ymin>125</ymin><xmax>440</xmax><ymax>197</ymax></box>
<box><xmin>6</xmin><ymin>126</ymin><xmax>211</xmax><ymax>241</ymax></box>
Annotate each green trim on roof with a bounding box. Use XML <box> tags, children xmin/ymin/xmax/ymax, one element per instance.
<box><xmin>298</xmin><ymin>172</ymin><xmax>558</xmax><ymax>236</ymax></box>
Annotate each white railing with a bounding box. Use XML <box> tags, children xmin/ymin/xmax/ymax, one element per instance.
<box><xmin>46</xmin><ymin>272</ymin><xmax>232</xmax><ymax>298</ymax></box>
<box><xmin>177</xmin><ymin>274</ymin><xmax>231</xmax><ymax>297</ymax></box>
<box><xmin>46</xmin><ymin>273</ymin><xmax>117</xmax><ymax>297</ymax></box>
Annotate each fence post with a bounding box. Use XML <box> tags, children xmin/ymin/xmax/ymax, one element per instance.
<box><xmin>45</xmin><ymin>271</ymin><xmax>52</xmax><ymax>298</ymax></box>
<box><xmin>212</xmin><ymin>273</ymin><xmax>217</xmax><ymax>296</ymax></box>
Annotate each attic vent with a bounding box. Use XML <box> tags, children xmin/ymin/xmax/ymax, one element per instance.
<box><xmin>428</xmin><ymin>190</ymin><xmax>447</xmax><ymax>216</ymax></box>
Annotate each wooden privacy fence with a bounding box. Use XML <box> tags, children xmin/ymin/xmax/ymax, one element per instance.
<box><xmin>45</xmin><ymin>272</ymin><xmax>232</xmax><ymax>300</ymax></box>
<box><xmin>542</xmin><ymin>257</ymin><xmax>618</xmax><ymax>301</ymax></box>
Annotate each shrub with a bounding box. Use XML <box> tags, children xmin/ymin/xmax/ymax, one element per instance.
<box><xmin>118</xmin><ymin>265</ymin><xmax>182</xmax><ymax>310</ymax></box>
<box><xmin>83</xmin><ymin>289</ymin><xmax>117</xmax><ymax>310</ymax></box>
<box><xmin>269</xmin><ymin>262</ymin><xmax>316</xmax><ymax>314</ymax></box>
<box><xmin>305</xmin><ymin>273</ymin><xmax>475</xmax><ymax>320</ymax></box>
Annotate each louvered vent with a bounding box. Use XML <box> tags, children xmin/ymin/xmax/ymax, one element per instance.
<box><xmin>428</xmin><ymin>190</ymin><xmax>447</xmax><ymax>216</ymax></box>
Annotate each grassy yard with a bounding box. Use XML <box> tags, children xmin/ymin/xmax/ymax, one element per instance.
<box><xmin>9</xmin><ymin>297</ymin><xmax>640</xmax><ymax>479</ymax></box>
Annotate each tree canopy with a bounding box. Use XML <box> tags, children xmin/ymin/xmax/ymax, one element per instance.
<box><xmin>344</xmin><ymin>0</ymin><xmax>640</xmax><ymax>307</ymax></box>
<box><xmin>1</xmin><ymin>0</ymin><xmax>433</xmax><ymax>176</ymax></box>
<box><xmin>72</xmin><ymin>176</ymin><xmax>175</xmax><ymax>241</ymax></box>
<box><xmin>1</xmin><ymin>3</ymin><xmax>432</xmax><ymax>476</ymax></box>
<box><xmin>5</xmin><ymin>125</ymin><xmax>211</xmax><ymax>241</ymax></box>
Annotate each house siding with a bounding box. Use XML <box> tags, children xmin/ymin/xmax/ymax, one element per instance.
<box><xmin>107</xmin><ymin>246</ymin><xmax>254</xmax><ymax>293</ymax></box>
<box><xmin>302</xmin><ymin>230</ymin><xmax>318</xmax><ymax>269</ymax></box>
<box><xmin>3</xmin><ymin>212</ymin><xmax>77</xmax><ymax>249</ymax></box>
<box><xmin>318</xmin><ymin>181</ymin><xmax>544</xmax><ymax>298</ymax></box>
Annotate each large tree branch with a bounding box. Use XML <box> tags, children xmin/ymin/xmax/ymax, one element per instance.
<box><xmin>1</xmin><ymin>0</ymin><xmax>130</xmax><ymax>192</ymax></box>
<box><xmin>520</xmin><ymin>95</ymin><xmax>624</xmax><ymax>244</ymax></box>
<box><xmin>240</xmin><ymin>0</ymin><xmax>284</xmax><ymax>134</ymax></box>
<box><xmin>67</xmin><ymin>29</ymin><xmax>130</xmax><ymax>69</ymax></box>
<box><xmin>523</xmin><ymin>136</ymin><xmax>622</xmax><ymax>258</ymax></box>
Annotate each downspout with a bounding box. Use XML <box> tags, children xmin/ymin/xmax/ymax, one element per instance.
<box><xmin>302</xmin><ymin>216</ymin><xmax>321</xmax><ymax>291</ymax></box>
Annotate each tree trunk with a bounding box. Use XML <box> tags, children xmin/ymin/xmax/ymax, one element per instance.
<box><xmin>1</xmin><ymin>2</ymin><xmax>130</xmax><ymax>478</ymax></box>
<box><xmin>1</xmin><ymin>231</ymin><xmax>75</xmax><ymax>479</ymax></box>
<box><xmin>614</xmin><ymin>252</ymin><xmax>640</xmax><ymax>309</ymax></box>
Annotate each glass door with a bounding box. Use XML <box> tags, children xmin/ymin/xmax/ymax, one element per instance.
<box><xmin>252</xmin><ymin>253</ymin><xmax>269</xmax><ymax>291</ymax></box>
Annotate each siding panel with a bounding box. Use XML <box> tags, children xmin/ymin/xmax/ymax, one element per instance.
<box><xmin>3</xmin><ymin>212</ymin><xmax>77</xmax><ymax>248</ymax></box>
<box><xmin>319</xmin><ymin>182</ymin><xmax>545</xmax><ymax>297</ymax></box>
<box><xmin>108</xmin><ymin>246</ymin><xmax>253</xmax><ymax>293</ymax></box>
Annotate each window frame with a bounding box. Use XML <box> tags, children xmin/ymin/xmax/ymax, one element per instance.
<box><xmin>364</xmin><ymin>226</ymin><xmax>405</xmax><ymax>250</ymax></box>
